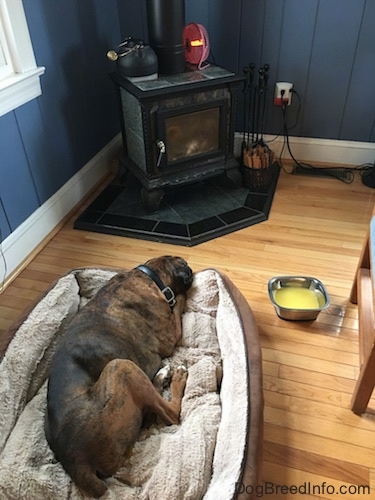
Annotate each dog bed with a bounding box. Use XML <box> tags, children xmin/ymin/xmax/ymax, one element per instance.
<box><xmin>0</xmin><ymin>268</ymin><xmax>263</xmax><ymax>500</ymax></box>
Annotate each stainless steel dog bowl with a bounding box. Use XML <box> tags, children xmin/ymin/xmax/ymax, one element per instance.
<box><xmin>268</xmin><ymin>276</ymin><xmax>330</xmax><ymax>321</ymax></box>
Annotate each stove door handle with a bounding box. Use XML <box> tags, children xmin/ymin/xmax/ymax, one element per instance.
<box><xmin>156</xmin><ymin>140</ymin><xmax>166</xmax><ymax>167</ymax></box>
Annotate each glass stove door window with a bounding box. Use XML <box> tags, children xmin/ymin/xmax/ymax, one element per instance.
<box><xmin>166</xmin><ymin>108</ymin><xmax>220</xmax><ymax>162</ymax></box>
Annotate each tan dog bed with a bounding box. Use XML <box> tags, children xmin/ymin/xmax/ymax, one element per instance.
<box><xmin>0</xmin><ymin>268</ymin><xmax>263</xmax><ymax>500</ymax></box>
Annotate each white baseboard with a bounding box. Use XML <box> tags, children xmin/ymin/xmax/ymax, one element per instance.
<box><xmin>1</xmin><ymin>133</ymin><xmax>122</xmax><ymax>283</ymax></box>
<box><xmin>234</xmin><ymin>132</ymin><xmax>375</xmax><ymax>166</ymax></box>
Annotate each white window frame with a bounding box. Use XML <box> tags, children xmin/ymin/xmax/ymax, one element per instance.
<box><xmin>0</xmin><ymin>0</ymin><xmax>45</xmax><ymax>117</ymax></box>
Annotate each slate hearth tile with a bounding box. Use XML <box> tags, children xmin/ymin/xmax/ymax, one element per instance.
<box><xmin>153</xmin><ymin>221</ymin><xmax>189</xmax><ymax>239</ymax></box>
<box><xmin>107</xmin><ymin>187</ymin><xmax>143</xmax><ymax>212</ymax></box>
<box><xmin>188</xmin><ymin>216</ymin><xmax>224</xmax><ymax>238</ymax></box>
<box><xmin>107</xmin><ymin>190</ymin><xmax>186</xmax><ymax>225</ymax></box>
<box><xmin>142</xmin><ymin>203</ymin><xmax>185</xmax><ymax>224</ymax></box>
<box><xmin>99</xmin><ymin>214</ymin><xmax>156</xmax><ymax>232</ymax></box>
<box><xmin>244</xmin><ymin>192</ymin><xmax>268</xmax><ymax>212</ymax></box>
<box><xmin>109</xmin><ymin>201</ymin><xmax>157</xmax><ymax>220</ymax></box>
<box><xmin>75</xmin><ymin>210</ymin><xmax>103</xmax><ymax>225</ymax></box>
<box><xmin>207</xmin><ymin>176</ymin><xmax>249</xmax><ymax>203</ymax></box>
<box><xmin>87</xmin><ymin>184</ymin><xmax>124</xmax><ymax>212</ymax></box>
<box><xmin>219</xmin><ymin>207</ymin><xmax>262</xmax><ymax>225</ymax></box>
<box><xmin>164</xmin><ymin>186</ymin><xmax>241</xmax><ymax>224</ymax></box>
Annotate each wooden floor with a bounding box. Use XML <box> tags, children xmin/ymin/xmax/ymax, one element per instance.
<box><xmin>1</xmin><ymin>168</ymin><xmax>375</xmax><ymax>498</ymax></box>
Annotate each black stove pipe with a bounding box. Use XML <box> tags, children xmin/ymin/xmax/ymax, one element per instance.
<box><xmin>146</xmin><ymin>0</ymin><xmax>185</xmax><ymax>75</ymax></box>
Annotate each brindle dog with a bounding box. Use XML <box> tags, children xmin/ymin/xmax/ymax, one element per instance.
<box><xmin>45</xmin><ymin>256</ymin><xmax>193</xmax><ymax>498</ymax></box>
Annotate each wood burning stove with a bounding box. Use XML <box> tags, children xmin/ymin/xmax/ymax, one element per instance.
<box><xmin>110</xmin><ymin>65</ymin><xmax>243</xmax><ymax>211</ymax></box>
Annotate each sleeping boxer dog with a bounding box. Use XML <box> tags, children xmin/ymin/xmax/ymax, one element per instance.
<box><xmin>45</xmin><ymin>256</ymin><xmax>193</xmax><ymax>498</ymax></box>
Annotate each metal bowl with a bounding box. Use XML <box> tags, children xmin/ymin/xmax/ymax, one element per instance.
<box><xmin>268</xmin><ymin>276</ymin><xmax>330</xmax><ymax>321</ymax></box>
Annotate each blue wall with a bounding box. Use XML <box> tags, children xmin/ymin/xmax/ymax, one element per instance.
<box><xmin>238</xmin><ymin>0</ymin><xmax>375</xmax><ymax>142</ymax></box>
<box><xmin>0</xmin><ymin>0</ymin><xmax>122</xmax><ymax>240</ymax></box>
<box><xmin>1</xmin><ymin>0</ymin><xmax>375</xmax><ymax>242</ymax></box>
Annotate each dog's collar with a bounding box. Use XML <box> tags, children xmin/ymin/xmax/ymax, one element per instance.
<box><xmin>136</xmin><ymin>265</ymin><xmax>176</xmax><ymax>308</ymax></box>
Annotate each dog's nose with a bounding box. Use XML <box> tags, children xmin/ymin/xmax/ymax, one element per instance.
<box><xmin>184</xmin><ymin>266</ymin><xmax>193</xmax><ymax>285</ymax></box>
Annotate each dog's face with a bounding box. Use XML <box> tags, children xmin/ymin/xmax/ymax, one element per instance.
<box><xmin>145</xmin><ymin>256</ymin><xmax>193</xmax><ymax>295</ymax></box>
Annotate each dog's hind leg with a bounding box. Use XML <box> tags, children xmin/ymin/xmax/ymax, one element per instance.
<box><xmin>107</xmin><ymin>359</ymin><xmax>187</xmax><ymax>425</ymax></box>
<box><xmin>71</xmin><ymin>358</ymin><xmax>188</xmax><ymax>496</ymax></box>
<box><xmin>92</xmin><ymin>358</ymin><xmax>188</xmax><ymax>437</ymax></box>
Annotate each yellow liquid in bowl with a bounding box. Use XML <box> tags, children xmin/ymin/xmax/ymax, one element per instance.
<box><xmin>274</xmin><ymin>287</ymin><xmax>324</xmax><ymax>310</ymax></box>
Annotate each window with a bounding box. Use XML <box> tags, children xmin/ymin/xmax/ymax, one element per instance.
<box><xmin>0</xmin><ymin>0</ymin><xmax>45</xmax><ymax>117</ymax></box>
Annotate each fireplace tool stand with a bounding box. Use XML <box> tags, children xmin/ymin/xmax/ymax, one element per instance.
<box><xmin>241</xmin><ymin>63</ymin><xmax>276</xmax><ymax>192</ymax></box>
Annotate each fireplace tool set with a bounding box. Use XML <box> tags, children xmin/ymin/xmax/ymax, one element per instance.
<box><xmin>242</xmin><ymin>63</ymin><xmax>274</xmax><ymax>174</ymax></box>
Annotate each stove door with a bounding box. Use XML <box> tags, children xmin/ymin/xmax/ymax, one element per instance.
<box><xmin>156</xmin><ymin>100</ymin><xmax>228</xmax><ymax>170</ymax></box>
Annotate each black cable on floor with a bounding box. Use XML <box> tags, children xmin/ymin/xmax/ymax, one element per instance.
<box><xmin>275</xmin><ymin>90</ymin><xmax>373</xmax><ymax>184</ymax></box>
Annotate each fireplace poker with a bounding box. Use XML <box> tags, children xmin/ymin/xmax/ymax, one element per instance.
<box><xmin>260</xmin><ymin>63</ymin><xmax>270</xmax><ymax>143</ymax></box>
<box><xmin>247</xmin><ymin>63</ymin><xmax>256</xmax><ymax>147</ymax></box>
<box><xmin>242</xmin><ymin>65</ymin><xmax>250</xmax><ymax>155</ymax></box>
<box><xmin>254</xmin><ymin>67</ymin><xmax>265</xmax><ymax>143</ymax></box>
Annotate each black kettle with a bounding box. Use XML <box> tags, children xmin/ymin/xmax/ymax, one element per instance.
<box><xmin>107</xmin><ymin>37</ymin><xmax>158</xmax><ymax>78</ymax></box>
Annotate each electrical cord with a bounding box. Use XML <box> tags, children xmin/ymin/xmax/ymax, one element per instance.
<box><xmin>275</xmin><ymin>91</ymin><xmax>373</xmax><ymax>183</ymax></box>
<box><xmin>286</xmin><ymin>88</ymin><xmax>302</xmax><ymax>131</ymax></box>
<box><xmin>255</xmin><ymin>90</ymin><xmax>302</xmax><ymax>150</ymax></box>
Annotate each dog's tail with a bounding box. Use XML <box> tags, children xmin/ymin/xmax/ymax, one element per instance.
<box><xmin>71</xmin><ymin>464</ymin><xmax>108</xmax><ymax>498</ymax></box>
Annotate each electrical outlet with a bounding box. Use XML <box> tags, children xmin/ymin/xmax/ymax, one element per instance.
<box><xmin>274</xmin><ymin>82</ymin><xmax>293</xmax><ymax>106</ymax></box>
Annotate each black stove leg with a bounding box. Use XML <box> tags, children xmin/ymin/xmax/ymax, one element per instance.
<box><xmin>141</xmin><ymin>187</ymin><xmax>165</xmax><ymax>213</ymax></box>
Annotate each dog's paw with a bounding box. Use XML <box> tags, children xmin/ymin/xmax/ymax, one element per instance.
<box><xmin>153</xmin><ymin>364</ymin><xmax>173</xmax><ymax>390</ymax></box>
<box><xmin>173</xmin><ymin>364</ymin><xmax>188</xmax><ymax>384</ymax></box>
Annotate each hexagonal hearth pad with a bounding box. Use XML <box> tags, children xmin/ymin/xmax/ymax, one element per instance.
<box><xmin>74</xmin><ymin>164</ymin><xmax>280</xmax><ymax>246</ymax></box>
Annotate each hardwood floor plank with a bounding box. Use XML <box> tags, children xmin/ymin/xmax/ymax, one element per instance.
<box><xmin>262</xmin><ymin>347</ymin><xmax>357</xmax><ymax>379</ymax></box>
<box><xmin>278</xmin><ymin>364</ymin><xmax>356</xmax><ymax>394</ymax></box>
<box><xmin>261</xmin><ymin>328</ymin><xmax>358</xmax><ymax>362</ymax></box>
<box><xmin>265</xmin><ymin>422</ymin><xmax>375</xmax><ymax>468</ymax></box>
<box><xmin>265</xmin><ymin>406</ymin><xmax>375</xmax><ymax>450</ymax></box>
<box><xmin>260</xmin><ymin>314</ymin><xmax>359</xmax><ymax>342</ymax></box>
<box><xmin>263</xmin><ymin>441</ymin><xmax>369</xmax><ymax>485</ymax></box>
<box><xmin>264</xmin><ymin>378</ymin><xmax>344</xmax><ymax>408</ymax></box>
<box><xmin>262</xmin><ymin>459</ymin><xmax>370</xmax><ymax>499</ymax></box>
<box><xmin>265</xmin><ymin>388</ymin><xmax>375</xmax><ymax>433</ymax></box>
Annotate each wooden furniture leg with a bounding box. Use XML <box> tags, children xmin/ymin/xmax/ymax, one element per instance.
<box><xmin>350</xmin><ymin>229</ymin><xmax>370</xmax><ymax>305</ymax></box>
<box><xmin>350</xmin><ymin>218</ymin><xmax>375</xmax><ymax>415</ymax></box>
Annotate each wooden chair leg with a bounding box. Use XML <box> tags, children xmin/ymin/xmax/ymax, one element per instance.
<box><xmin>350</xmin><ymin>233</ymin><xmax>370</xmax><ymax>304</ymax></box>
<box><xmin>351</xmin><ymin>349</ymin><xmax>375</xmax><ymax>414</ymax></box>
<box><xmin>351</xmin><ymin>268</ymin><xmax>375</xmax><ymax>415</ymax></box>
